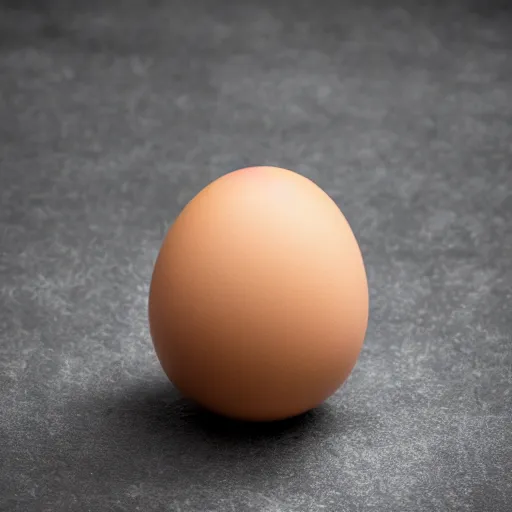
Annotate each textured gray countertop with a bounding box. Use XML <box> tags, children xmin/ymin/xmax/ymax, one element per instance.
<box><xmin>1</xmin><ymin>1</ymin><xmax>511</xmax><ymax>511</ymax></box>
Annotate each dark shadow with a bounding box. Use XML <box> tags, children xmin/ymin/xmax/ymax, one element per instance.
<box><xmin>101</xmin><ymin>378</ymin><xmax>364</xmax><ymax>445</ymax></box>
<box><xmin>55</xmin><ymin>377</ymin><xmax>380</xmax><ymax>479</ymax></box>
<box><xmin>470</xmin><ymin>0</ymin><xmax>512</xmax><ymax>17</ymax></box>
<box><xmin>0</xmin><ymin>0</ymin><xmax>68</xmax><ymax>48</ymax></box>
<box><xmin>2</xmin><ymin>375</ymin><xmax>380</xmax><ymax>509</ymax></box>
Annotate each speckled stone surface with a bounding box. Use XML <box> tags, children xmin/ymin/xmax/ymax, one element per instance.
<box><xmin>1</xmin><ymin>1</ymin><xmax>511</xmax><ymax>511</ymax></box>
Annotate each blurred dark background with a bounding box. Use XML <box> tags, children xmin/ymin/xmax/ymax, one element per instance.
<box><xmin>1</xmin><ymin>1</ymin><xmax>511</xmax><ymax>511</ymax></box>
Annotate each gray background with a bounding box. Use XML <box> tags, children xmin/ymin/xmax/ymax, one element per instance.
<box><xmin>1</xmin><ymin>1</ymin><xmax>511</xmax><ymax>511</ymax></box>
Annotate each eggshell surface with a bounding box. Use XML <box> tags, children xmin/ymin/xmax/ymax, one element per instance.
<box><xmin>148</xmin><ymin>166</ymin><xmax>368</xmax><ymax>421</ymax></box>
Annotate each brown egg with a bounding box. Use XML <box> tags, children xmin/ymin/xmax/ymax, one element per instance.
<box><xmin>148</xmin><ymin>166</ymin><xmax>368</xmax><ymax>422</ymax></box>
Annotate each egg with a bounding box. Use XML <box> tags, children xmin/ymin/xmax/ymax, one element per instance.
<box><xmin>148</xmin><ymin>166</ymin><xmax>368</xmax><ymax>422</ymax></box>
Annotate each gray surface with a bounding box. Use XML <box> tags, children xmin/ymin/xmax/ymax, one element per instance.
<box><xmin>1</xmin><ymin>1</ymin><xmax>511</xmax><ymax>511</ymax></box>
